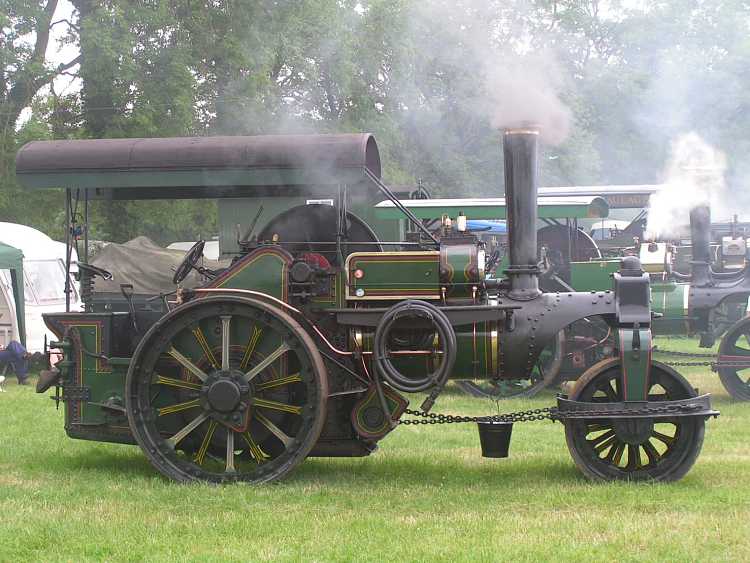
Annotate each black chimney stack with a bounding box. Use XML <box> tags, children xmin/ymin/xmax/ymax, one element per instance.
<box><xmin>503</xmin><ymin>128</ymin><xmax>541</xmax><ymax>300</ymax></box>
<box><xmin>690</xmin><ymin>204</ymin><xmax>712</xmax><ymax>287</ymax></box>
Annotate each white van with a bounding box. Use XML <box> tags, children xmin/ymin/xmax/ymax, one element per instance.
<box><xmin>0</xmin><ymin>222</ymin><xmax>81</xmax><ymax>352</ymax></box>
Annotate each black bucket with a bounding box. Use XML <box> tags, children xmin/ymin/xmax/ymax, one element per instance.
<box><xmin>477</xmin><ymin>420</ymin><xmax>513</xmax><ymax>458</ymax></box>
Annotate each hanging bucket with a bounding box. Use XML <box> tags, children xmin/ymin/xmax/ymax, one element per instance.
<box><xmin>477</xmin><ymin>420</ymin><xmax>513</xmax><ymax>458</ymax></box>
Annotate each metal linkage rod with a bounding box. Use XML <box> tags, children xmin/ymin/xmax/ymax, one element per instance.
<box><xmin>364</xmin><ymin>168</ymin><xmax>440</xmax><ymax>246</ymax></box>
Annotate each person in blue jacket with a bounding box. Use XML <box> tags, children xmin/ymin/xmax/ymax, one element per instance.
<box><xmin>0</xmin><ymin>340</ymin><xmax>30</xmax><ymax>385</ymax></box>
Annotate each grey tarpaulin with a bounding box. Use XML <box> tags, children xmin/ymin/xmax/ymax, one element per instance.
<box><xmin>91</xmin><ymin>237</ymin><xmax>227</xmax><ymax>294</ymax></box>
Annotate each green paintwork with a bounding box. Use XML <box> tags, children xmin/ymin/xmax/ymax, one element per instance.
<box><xmin>452</xmin><ymin>325</ymin><xmax>498</xmax><ymax>379</ymax></box>
<box><xmin>651</xmin><ymin>282</ymin><xmax>690</xmax><ymax>336</ymax></box>
<box><xmin>347</xmin><ymin>253</ymin><xmax>440</xmax><ymax>300</ymax></box>
<box><xmin>45</xmin><ymin>314</ymin><xmax>135</xmax><ymax>444</ymax></box>
<box><xmin>212</xmin><ymin>248</ymin><xmax>288</xmax><ymax>299</ymax></box>
<box><xmin>356</xmin><ymin>321</ymin><xmax>498</xmax><ymax>381</ymax></box>
<box><xmin>619</xmin><ymin>328</ymin><xmax>652</xmax><ymax>401</ymax></box>
<box><xmin>0</xmin><ymin>241</ymin><xmax>26</xmax><ymax>346</ymax></box>
<box><xmin>373</xmin><ymin>196</ymin><xmax>609</xmax><ymax>221</ymax></box>
<box><xmin>441</xmin><ymin>243</ymin><xmax>479</xmax><ymax>299</ymax></box>
<box><xmin>569</xmin><ymin>260</ymin><xmax>620</xmax><ymax>292</ymax></box>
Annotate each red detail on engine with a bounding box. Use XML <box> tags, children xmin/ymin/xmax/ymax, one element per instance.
<box><xmin>300</xmin><ymin>253</ymin><xmax>331</xmax><ymax>270</ymax></box>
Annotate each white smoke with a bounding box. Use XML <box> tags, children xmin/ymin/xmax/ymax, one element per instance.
<box><xmin>407</xmin><ymin>1</ymin><xmax>572</xmax><ymax>146</ymax></box>
<box><xmin>645</xmin><ymin>132</ymin><xmax>727</xmax><ymax>239</ymax></box>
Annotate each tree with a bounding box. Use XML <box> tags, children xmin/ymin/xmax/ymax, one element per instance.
<box><xmin>1</xmin><ymin>0</ymin><xmax>79</xmax><ymax>213</ymax></box>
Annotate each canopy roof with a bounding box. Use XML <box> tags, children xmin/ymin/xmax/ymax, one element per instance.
<box><xmin>539</xmin><ymin>185</ymin><xmax>665</xmax><ymax>209</ymax></box>
<box><xmin>0</xmin><ymin>242</ymin><xmax>26</xmax><ymax>346</ymax></box>
<box><xmin>374</xmin><ymin>196</ymin><xmax>609</xmax><ymax>220</ymax></box>
<box><xmin>16</xmin><ymin>134</ymin><xmax>381</xmax><ymax>200</ymax></box>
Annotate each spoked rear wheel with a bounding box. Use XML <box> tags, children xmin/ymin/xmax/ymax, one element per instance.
<box><xmin>565</xmin><ymin>358</ymin><xmax>704</xmax><ymax>482</ymax></box>
<box><xmin>717</xmin><ymin>316</ymin><xmax>750</xmax><ymax>400</ymax></box>
<box><xmin>126</xmin><ymin>296</ymin><xmax>328</xmax><ymax>483</ymax></box>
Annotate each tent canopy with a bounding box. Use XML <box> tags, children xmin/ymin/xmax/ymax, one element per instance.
<box><xmin>0</xmin><ymin>242</ymin><xmax>26</xmax><ymax>347</ymax></box>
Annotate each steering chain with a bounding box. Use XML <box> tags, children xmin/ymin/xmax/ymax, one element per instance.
<box><xmin>398</xmin><ymin>401</ymin><xmax>708</xmax><ymax>425</ymax></box>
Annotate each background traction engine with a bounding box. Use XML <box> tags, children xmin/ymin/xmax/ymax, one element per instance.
<box><xmin>29</xmin><ymin>130</ymin><xmax>717</xmax><ymax>484</ymax></box>
<box><xmin>660</xmin><ymin>204</ymin><xmax>750</xmax><ymax>400</ymax></box>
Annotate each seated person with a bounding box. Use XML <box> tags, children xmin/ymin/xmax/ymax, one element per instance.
<box><xmin>0</xmin><ymin>340</ymin><xmax>30</xmax><ymax>385</ymax></box>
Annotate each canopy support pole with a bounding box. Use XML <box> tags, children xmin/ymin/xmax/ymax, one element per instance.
<box><xmin>64</xmin><ymin>189</ymin><xmax>71</xmax><ymax>312</ymax></box>
<box><xmin>84</xmin><ymin>189</ymin><xmax>89</xmax><ymax>263</ymax></box>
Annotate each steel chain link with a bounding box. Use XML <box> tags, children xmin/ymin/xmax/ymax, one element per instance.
<box><xmin>653</xmin><ymin>347</ymin><xmax>750</xmax><ymax>369</ymax></box>
<box><xmin>398</xmin><ymin>402</ymin><xmax>704</xmax><ymax>425</ymax></box>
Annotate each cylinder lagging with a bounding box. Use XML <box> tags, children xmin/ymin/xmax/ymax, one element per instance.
<box><xmin>690</xmin><ymin>204</ymin><xmax>712</xmax><ymax>287</ymax></box>
<box><xmin>503</xmin><ymin>128</ymin><xmax>542</xmax><ymax>300</ymax></box>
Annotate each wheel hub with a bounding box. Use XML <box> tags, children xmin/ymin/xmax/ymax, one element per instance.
<box><xmin>207</xmin><ymin>379</ymin><xmax>241</xmax><ymax>412</ymax></box>
<box><xmin>612</xmin><ymin>417</ymin><xmax>654</xmax><ymax>445</ymax></box>
<box><xmin>201</xmin><ymin>370</ymin><xmax>251</xmax><ymax>423</ymax></box>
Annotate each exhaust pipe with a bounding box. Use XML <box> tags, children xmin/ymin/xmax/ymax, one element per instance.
<box><xmin>503</xmin><ymin>128</ymin><xmax>541</xmax><ymax>300</ymax></box>
<box><xmin>689</xmin><ymin>204</ymin><xmax>712</xmax><ymax>287</ymax></box>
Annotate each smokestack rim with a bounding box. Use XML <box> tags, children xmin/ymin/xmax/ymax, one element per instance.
<box><xmin>504</xmin><ymin>128</ymin><xmax>540</xmax><ymax>136</ymax></box>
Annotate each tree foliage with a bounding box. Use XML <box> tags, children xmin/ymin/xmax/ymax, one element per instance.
<box><xmin>1</xmin><ymin>0</ymin><xmax>749</xmax><ymax>242</ymax></box>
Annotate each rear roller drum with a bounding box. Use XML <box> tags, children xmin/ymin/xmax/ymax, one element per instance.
<box><xmin>717</xmin><ymin>317</ymin><xmax>750</xmax><ymax>401</ymax></box>
<box><xmin>126</xmin><ymin>296</ymin><xmax>328</xmax><ymax>483</ymax></box>
<box><xmin>565</xmin><ymin>358</ymin><xmax>704</xmax><ymax>482</ymax></box>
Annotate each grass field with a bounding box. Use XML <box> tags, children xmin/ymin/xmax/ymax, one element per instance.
<box><xmin>1</xmin><ymin>336</ymin><xmax>748</xmax><ymax>562</ymax></box>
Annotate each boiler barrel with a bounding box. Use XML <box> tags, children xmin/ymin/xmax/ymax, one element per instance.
<box><xmin>351</xmin><ymin>323</ymin><xmax>501</xmax><ymax>380</ymax></box>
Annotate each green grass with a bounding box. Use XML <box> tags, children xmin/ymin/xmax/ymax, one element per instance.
<box><xmin>1</xmin><ymin>336</ymin><xmax>749</xmax><ymax>562</ymax></box>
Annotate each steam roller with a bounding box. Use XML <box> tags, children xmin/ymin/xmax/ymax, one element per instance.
<box><xmin>16</xmin><ymin>126</ymin><xmax>717</xmax><ymax>483</ymax></box>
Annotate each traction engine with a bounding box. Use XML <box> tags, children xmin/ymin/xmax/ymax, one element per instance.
<box><xmin>16</xmin><ymin>128</ymin><xmax>718</xmax><ymax>484</ymax></box>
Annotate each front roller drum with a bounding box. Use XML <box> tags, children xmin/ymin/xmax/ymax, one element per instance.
<box><xmin>126</xmin><ymin>296</ymin><xmax>328</xmax><ymax>483</ymax></box>
<box><xmin>716</xmin><ymin>316</ymin><xmax>750</xmax><ymax>401</ymax></box>
<box><xmin>564</xmin><ymin>358</ymin><xmax>705</xmax><ymax>482</ymax></box>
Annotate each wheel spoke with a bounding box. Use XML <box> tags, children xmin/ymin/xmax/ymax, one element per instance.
<box><xmin>241</xmin><ymin>430</ymin><xmax>270</xmax><ymax>464</ymax></box>
<box><xmin>602</xmin><ymin>381</ymin><xmax>617</xmax><ymax>401</ymax></box>
<box><xmin>611</xmin><ymin>442</ymin><xmax>626</xmax><ymax>465</ymax></box>
<box><xmin>626</xmin><ymin>444</ymin><xmax>640</xmax><ymax>470</ymax></box>
<box><xmin>255</xmin><ymin>373</ymin><xmax>302</xmax><ymax>391</ymax></box>
<box><xmin>603</xmin><ymin>440</ymin><xmax>619</xmax><ymax>463</ymax></box>
<box><xmin>252</xmin><ymin>397</ymin><xmax>302</xmax><ymax>415</ymax></box>
<box><xmin>642</xmin><ymin>440</ymin><xmax>661</xmax><ymax>465</ymax></box>
<box><xmin>166</xmin><ymin>413</ymin><xmax>209</xmax><ymax>448</ymax></box>
<box><xmin>168</xmin><ymin>346</ymin><xmax>208</xmax><ymax>382</ymax></box>
<box><xmin>192</xmin><ymin>325</ymin><xmax>219</xmax><ymax>370</ymax></box>
<box><xmin>194</xmin><ymin>420</ymin><xmax>218</xmax><ymax>465</ymax></box>
<box><xmin>244</xmin><ymin>343</ymin><xmax>291</xmax><ymax>382</ymax></box>
<box><xmin>220</xmin><ymin>316</ymin><xmax>232</xmax><ymax>371</ymax></box>
<box><xmin>155</xmin><ymin>374</ymin><xmax>202</xmax><ymax>391</ymax></box>
<box><xmin>226</xmin><ymin>430</ymin><xmax>236</xmax><ymax>473</ymax></box>
<box><xmin>593</xmin><ymin>433</ymin><xmax>617</xmax><ymax>454</ymax></box>
<box><xmin>240</xmin><ymin>326</ymin><xmax>263</xmax><ymax>371</ymax></box>
<box><xmin>651</xmin><ymin>430</ymin><xmax>675</xmax><ymax>447</ymax></box>
<box><xmin>256</xmin><ymin>411</ymin><xmax>293</xmax><ymax>448</ymax></box>
<box><xmin>588</xmin><ymin>429</ymin><xmax>616</xmax><ymax>448</ymax></box>
<box><xmin>158</xmin><ymin>398</ymin><xmax>201</xmax><ymax>416</ymax></box>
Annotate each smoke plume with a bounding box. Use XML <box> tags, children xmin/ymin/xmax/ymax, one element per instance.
<box><xmin>407</xmin><ymin>1</ymin><xmax>572</xmax><ymax>145</ymax></box>
<box><xmin>645</xmin><ymin>132</ymin><xmax>728</xmax><ymax>239</ymax></box>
